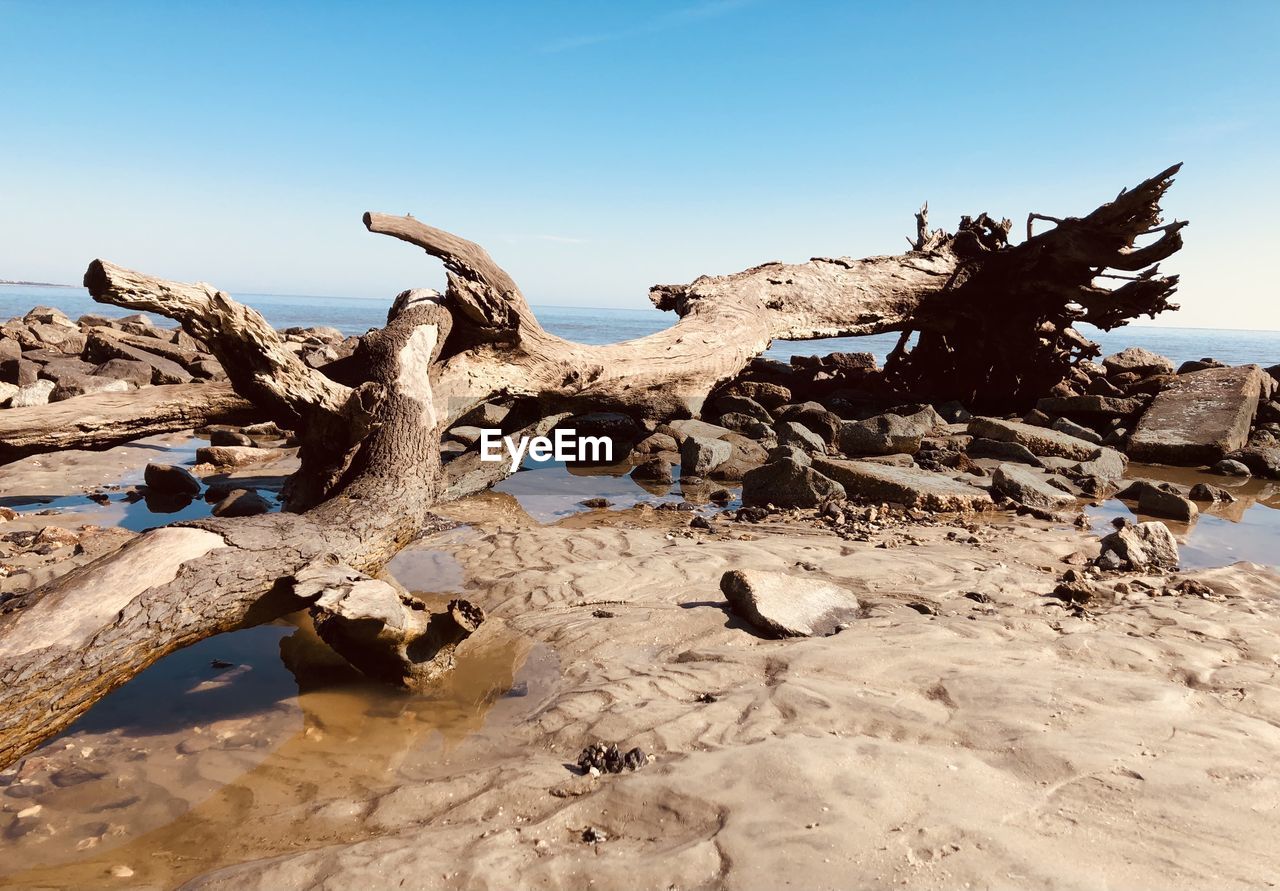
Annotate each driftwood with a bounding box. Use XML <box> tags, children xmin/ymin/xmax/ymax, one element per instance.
<box><xmin>0</xmin><ymin>382</ymin><xmax>258</xmax><ymax>462</ymax></box>
<box><xmin>0</xmin><ymin>166</ymin><xmax>1186</xmax><ymax>767</ymax></box>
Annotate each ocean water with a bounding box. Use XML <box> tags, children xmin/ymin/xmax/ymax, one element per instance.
<box><xmin>2</xmin><ymin>283</ymin><xmax>1277</xmax><ymax>368</ymax></box>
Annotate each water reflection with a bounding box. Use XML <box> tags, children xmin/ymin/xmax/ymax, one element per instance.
<box><xmin>0</xmin><ymin>611</ymin><xmax>555</xmax><ymax>890</ymax></box>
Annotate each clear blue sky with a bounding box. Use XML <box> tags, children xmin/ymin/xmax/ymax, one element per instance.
<box><xmin>1</xmin><ymin>1</ymin><xmax>1277</xmax><ymax>328</ymax></box>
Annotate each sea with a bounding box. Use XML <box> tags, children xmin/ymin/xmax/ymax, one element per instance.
<box><xmin>1</xmin><ymin>283</ymin><xmax>1276</xmax><ymax>369</ymax></box>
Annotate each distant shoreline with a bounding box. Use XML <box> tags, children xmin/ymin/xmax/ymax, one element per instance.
<box><xmin>0</xmin><ymin>280</ymin><xmax>74</xmax><ymax>288</ymax></box>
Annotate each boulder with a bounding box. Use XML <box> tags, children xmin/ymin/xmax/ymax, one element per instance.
<box><xmin>144</xmin><ymin>462</ymin><xmax>202</xmax><ymax>496</ymax></box>
<box><xmin>1097</xmin><ymin>521</ymin><xmax>1179</xmax><ymax>571</ymax></box>
<box><xmin>776</xmin><ymin>420</ymin><xmax>827</xmax><ymax>454</ymax></box>
<box><xmin>1070</xmin><ymin>447</ymin><xmax>1127</xmax><ymax>481</ymax></box>
<box><xmin>84</xmin><ymin>330</ymin><xmax>192</xmax><ymax>384</ymax></box>
<box><xmin>717</xmin><ymin>412</ymin><xmax>772</xmax><ymax>439</ymax></box>
<box><xmin>680</xmin><ymin>435</ymin><xmax>732</xmax><ymax>476</ymax></box>
<box><xmin>631</xmin><ymin>432</ymin><xmax>678</xmax><ymax>456</ymax></box>
<box><xmin>630</xmin><ymin>456</ymin><xmax>673</xmax><ymax>484</ymax></box>
<box><xmin>1103</xmin><ymin>346</ymin><xmax>1176</xmax><ymax>377</ymax></box>
<box><xmin>1127</xmin><ymin>366</ymin><xmax>1264</xmax><ymax>465</ymax></box>
<box><xmin>50</xmin><ymin>374</ymin><xmax>130</xmax><ymax>401</ymax></box>
<box><xmin>741</xmin><ymin>458</ymin><xmax>845</xmax><ymax>508</ymax></box>
<box><xmin>967</xmin><ymin>417</ymin><xmax>1102</xmax><ymax>461</ymax></box>
<box><xmin>967</xmin><ymin>438</ymin><xmax>1043</xmax><ymax>467</ymax></box>
<box><xmin>1225</xmin><ymin>446</ymin><xmax>1280</xmax><ymax>480</ymax></box>
<box><xmin>838</xmin><ymin>409</ymin><xmax>936</xmax><ymax>457</ymax></box>
<box><xmin>725</xmin><ymin>381</ymin><xmax>791</xmax><ymax>410</ymax></box>
<box><xmin>720</xmin><ymin>569</ymin><xmax>860</xmax><ymax>638</ymax></box>
<box><xmin>210</xmin><ymin>429</ymin><xmax>255</xmax><ymax>447</ymax></box>
<box><xmin>36</xmin><ymin>357</ymin><xmax>96</xmax><ymax>382</ymax></box>
<box><xmin>0</xmin><ymin>381</ymin><xmax>17</xmax><ymax>407</ymax></box>
<box><xmin>713</xmin><ymin>394</ymin><xmax>773</xmax><ymax>423</ymax></box>
<box><xmin>1210</xmin><ymin>458</ymin><xmax>1251</xmax><ymax>477</ymax></box>
<box><xmin>991</xmin><ymin>464</ymin><xmax>1076</xmax><ymax>509</ymax></box>
<box><xmin>212</xmin><ymin>489</ymin><xmax>273</xmax><ymax>517</ymax></box>
<box><xmin>93</xmin><ymin>358</ymin><xmax>154</xmax><ymax>387</ymax></box>
<box><xmin>1189</xmin><ymin>482</ymin><xmax>1235</xmax><ymax>504</ymax></box>
<box><xmin>813</xmin><ymin>457</ymin><xmax>993</xmax><ymax>512</ymax></box>
<box><xmin>667</xmin><ymin>418</ymin><xmax>732</xmax><ymax>442</ymax></box>
<box><xmin>9</xmin><ymin>379</ymin><xmax>55</xmax><ymax>408</ymax></box>
<box><xmin>776</xmin><ymin>403</ymin><xmax>840</xmax><ymax>444</ymax></box>
<box><xmin>766</xmin><ymin>445</ymin><xmax>811</xmax><ymax>466</ymax></box>
<box><xmin>1137</xmin><ymin>486</ymin><xmax>1198</xmax><ymax>523</ymax></box>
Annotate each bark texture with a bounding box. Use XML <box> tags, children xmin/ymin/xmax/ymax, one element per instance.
<box><xmin>0</xmin><ymin>166</ymin><xmax>1187</xmax><ymax>768</ymax></box>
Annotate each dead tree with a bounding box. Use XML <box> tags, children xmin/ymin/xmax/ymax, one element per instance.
<box><xmin>0</xmin><ymin>165</ymin><xmax>1186</xmax><ymax>767</ymax></box>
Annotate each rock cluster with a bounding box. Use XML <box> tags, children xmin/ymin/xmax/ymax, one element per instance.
<box><xmin>0</xmin><ymin>307</ymin><xmax>356</xmax><ymax>409</ymax></box>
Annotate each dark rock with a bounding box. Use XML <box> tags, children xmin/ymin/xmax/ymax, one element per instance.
<box><xmin>717</xmin><ymin>412</ymin><xmax>773</xmax><ymax>439</ymax></box>
<box><xmin>83</xmin><ymin>330</ymin><xmax>192</xmax><ymax>384</ymax></box>
<box><xmin>766</xmin><ymin>445</ymin><xmax>811</xmax><ymax>466</ymax></box>
<box><xmin>93</xmin><ymin>358</ymin><xmax>154</xmax><ymax>387</ymax></box>
<box><xmin>630</xmin><ymin>456</ymin><xmax>673</xmax><ymax>484</ymax></box>
<box><xmin>210</xmin><ymin>429</ymin><xmax>254</xmax><ymax>447</ymax></box>
<box><xmin>50</xmin><ymin>373</ymin><xmax>131</xmax><ymax>401</ymax></box>
<box><xmin>776</xmin><ymin>402</ymin><xmax>840</xmax><ymax>444</ymax></box>
<box><xmin>1177</xmin><ymin>358</ymin><xmax>1225</xmax><ymax>374</ymax></box>
<box><xmin>631</xmin><ymin>432</ymin><xmax>678</xmax><ymax>455</ymax></box>
<box><xmin>143</xmin><ymin>462</ymin><xmax>202</xmax><ymax>496</ymax></box>
<box><xmin>1051</xmin><ymin>417</ymin><xmax>1103</xmax><ymax>445</ymax></box>
<box><xmin>576</xmin><ymin>742</ymin><xmax>646</xmax><ymax>775</ymax></box>
<box><xmin>1225</xmin><ymin>446</ymin><xmax>1280</xmax><ymax>480</ymax></box>
<box><xmin>725</xmin><ymin>381</ymin><xmax>792</xmax><ymax>410</ymax></box>
<box><xmin>1188</xmin><ymin>482</ymin><xmax>1235</xmax><ymax>504</ymax></box>
<box><xmin>1036</xmin><ymin>395</ymin><xmax>1145</xmax><ymax>419</ymax></box>
<box><xmin>1137</xmin><ymin>486</ymin><xmax>1198</xmax><ymax>523</ymax></box>
<box><xmin>776</xmin><ymin>420</ymin><xmax>827</xmax><ymax>454</ymax></box>
<box><xmin>713</xmin><ymin>394</ymin><xmax>773</xmax><ymax>423</ymax></box>
<box><xmin>934</xmin><ymin>401</ymin><xmax>971</xmax><ymax>424</ymax></box>
<box><xmin>967</xmin><ymin>438</ymin><xmax>1043</xmax><ymax>467</ymax></box>
<box><xmin>838</xmin><ymin>409</ymin><xmax>937</xmax><ymax>457</ymax></box>
<box><xmin>741</xmin><ymin>458</ymin><xmax>845</xmax><ymax>508</ymax></box>
<box><xmin>1210</xmin><ymin>458</ymin><xmax>1251</xmax><ymax>477</ymax></box>
<box><xmin>212</xmin><ymin>489</ymin><xmax>272</xmax><ymax>517</ymax></box>
<box><xmin>579</xmin><ymin>497</ymin><xmax>612</xmax><ymax>508</ymax></box>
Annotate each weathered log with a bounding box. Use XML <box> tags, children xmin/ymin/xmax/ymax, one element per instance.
<box><xmin>0</xmin><ymin>382</ymin><xmax>258</xmax><ymax>463</ymax></box>
<box><xmin>0</xmin><ymin>166</ymin><xmax>1187</xmax><ymax>768</ymax></box>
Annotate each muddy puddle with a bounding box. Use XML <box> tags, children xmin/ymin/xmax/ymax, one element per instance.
<box><xmin>1088</xmin><ymin>463</ymin><xmax>1280</xmax><ymax>569</ymax></box>
<box><xmin>0</xmin><ymin>601</ymin><xmax>557</xmax><ymax>890</ymax></box>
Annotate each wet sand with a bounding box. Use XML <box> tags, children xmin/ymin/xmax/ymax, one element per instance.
<box><xmin>2</xmin><ymin>445</ymin><xmax>1280</xmax><ymax>889</ymax></box>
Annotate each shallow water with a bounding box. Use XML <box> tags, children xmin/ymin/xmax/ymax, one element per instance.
<box><xmin>1088</xmin><ymin>464</ymin><xmax>1280</xmax><ymax>570</ymax></box>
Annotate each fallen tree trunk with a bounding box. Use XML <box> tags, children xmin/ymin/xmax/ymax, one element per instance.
<box><xmin>0</xmin><ymin>166</ymin><xmax>1187</xmax><ymax>767</ymax></box>
<box><xmin>0</xmin><ymin>382</ymin><xmax>258</xmax><ymax>462</ymax></box>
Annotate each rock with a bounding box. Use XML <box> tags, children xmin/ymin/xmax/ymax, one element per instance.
<box><xmin>707</xmin><ymin>457</ymin><xmax>759</xmax><ymax>481</ymax></box>
<box><xmin>1178</xmin><ymin>358</ymin><xmax>1225</xmax><ymax>374</ymax></box>
<box><xmin>1137</xmin><ymin>486</ymin><xmax>1198</xmax><ymax>523</ymax></box>
<box><xmin>1127</xmin><ymin>366</ymin><xmax>1264</xmax><ymax>465</ymax></box>
<box><xmin>776</xmin><ymin>420</ymin><xmax>827</xmax><ymax>454</ymax></box>
<box><xmin>721</xmin><ymin>433</ymin><xmax>769</xmax><ymax>466</ymax></box>
<box><xmin>967</xmin><ymin>438</ymin><xmax>1043</xmax><ymax>467</ymax></box>
<box><xmin>861</xmin><ymin>453</ymin><xmax>915</xmax><ymax>467</ymax></box>
<box><xmin>934</xmin><ymin>401</ymin><xmax>971</xmax><ymax>424</ymax></box>
<box><xmin>719</xmin><ymin>568</ymin><xmax>860</xmax><ymax>637</ymax></box>
<box><xmin>144</xmin><ymin>462</ymin><xmax>202</xmax><ymax>496</ymax></box>
<box><xmin>725</xmin><ymin>381</ymin><xmax>791</xmax><ymax>409</ymax></box>
<box><xmin>680</xmin><ymin>435</ymin><xmax>732</xmax><ymax>476</ymax></box>
<box><xmin>717</xmin><ymin>412</ymin><xmax>773</xmax><ymax>439</ymax></box>
<box><xmin>630</xmin><ymin>456</ymin><xmax>673</xmax><ymax>484</ymax></box>
<box><xmin>1097</xmin><ymin>521</ymin><xmax>1179</xmax><ymax>570</ymax></box>
<box><xmin>446</xmin><ymin>425</ymin><xmax>484</xmax><ymax>447</ymax></box>
<box><xmin>741</xmin><ymin>458</ymin><xmax>845</xmax><ymax>508</ymax></box>
<box><xmin>210</xmin><ymin>429</ymin><xmax>254</xmax><ymax>447</ymax></box>
<box><xmin>766</xmin><ymin>445</ymin><xmax>811</xmax><ymax>466</ymax></box>
<box><xmin>50</xmin><ymin>374</ymin><xmax>130</xmax><ymax>401</ymax></box>
<box><xmin>0</xmin><ymin>381</ymin><xmax>16</xmax><ymax>407</ymax></box>
<box><xmin>813</xmin><ymin>458</ymin><xmax>993</xmax><ymax>512</ymax></box>
<box><xmin>713</xmin><ymin>394</ymin><xmax>773</xmax><ymax>423</ymax></box>
<box><xmin>1036</xmin><ymin>395</ymin><xmax>1145</xmax><ymax>419</ymax></box>
<box><xmin>1071</xmin><ymin>447</ymin><xmax>1128</xmax><ymax>481</ymax></box>
<box><xmin>92</xmin><ymin>358</ymin><xmax>154</xmax><ymax>387</ymax></box>
<box><xmin>195</xmin><ymin>446</ymin><xmax>281</xmax><ymax>468</ymax></box>
<box><xmin>631</xmin><ymin>432</ymin><xmax>678</xmax><ymax>456</ymax></box>
<box><xmin>1210</xmin><ymin>458</ymin><xmax>1251</xmax><ymax>477</ymax></box>
<box><xmin>1051</xmin><ymin>417</ymin><xmax>1104</xmax><ymax>445</ymax></box>
<box><xmin>212</xmin><ymin>489</ymin><xmax>272</xmax><ymax>517</ymax></box>
<box><xmin>967</xmin><ymin>417</ymin><xmax>1102</xmax><ymax>461</ymax></box>
<box><xmin>991</xmin><ymin>464</ymin><xmax>1076</xmax><ymax>509</ymax></box>
<box><xmin>189</xmin><ymin>358</ymin><xmax>226</xmax><ymax>380</ymax></box>
<box><xmin>23</xmin><ymin>306</ymin><xmax>75</xmax><ymax>327</ymax></box>
<box><xmin>1103</xmin><ymin>346</ymin><xmax>1176</xmax><ymax>377</ymax></box>
<box><xmin>667</xmin><ymin>418</ymin><xmax>732</xmax><ymax>442</ymax></box>
<box><xmin>36</xmin><ymin>357</ymin><xmax>96</xmax><ymax>382</ymax></box>
<box><xmin>1225</xmin><ymin>446</ymin><xmax>1280</xmax><ymax>480</ymax></box>
<box><xmin>1189</xmin><ymin>482</ymin><xmax>1235</xmax><ymax>504</ymax></box>
<box><xmin>83</xmin><ymin>330</ymin><xmax>192</xmax><ymax>384</ymax></box>
<box><xmin>9</xmin><ymin>379</ymin><xmax>55</xmax><ymax>407</ymax></box>
<box><xmin>776</xmin><ymin>403</ymin><xmax>840</xmax><ymax>444</ymax></box>
<box><xmin>838</xmin><ymin>409</ymin><xmax>937</xmax><ymax>456</ymax></box>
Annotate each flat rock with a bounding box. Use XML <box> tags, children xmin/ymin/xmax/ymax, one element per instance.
<box><xmin>967</xmin><ymin>417</ymin><xmax>1101</xmax><ymax>461</ymax></box>
<box><xmin>813</xmin><ymin>457</ymin><xmax>992</xmax><ymax>512</ymax></box>
<box><xmin>195</xmin><ymin>445</ymin><xmax>282</xmax><ymax>469</ymax></box>
<box><xmin>991</xmin><ymin>463</ymin><xmax>1076</xmax><ymax>509</ymax></box>
<box><xmin>967</xmin><ymin>438</ymin><xmax>1043</xmax><ymax>467</ymax></box>
<box><xmin>668</xmin><ymin>418</ymin><xmax>732</xmax><ymax>442</ymax></box>
<box><xmin>720</xmin><ymin>568</ymin><xmax>860</xmax><ymax>637</ymax></box>
<box><xmin>1037</xmin><ymin>395</ymin><xmax>1145</xmax><ymax>418</ymax></box>
<box><xmin>1127</xmin><ymin>366</ymin><xmax>1264</xmax><ymax>465</ymax></box>
<box><xmin>84</xmin><ymin>330</ymin><xmax>193</xmax><ymax>385</ymax></box>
